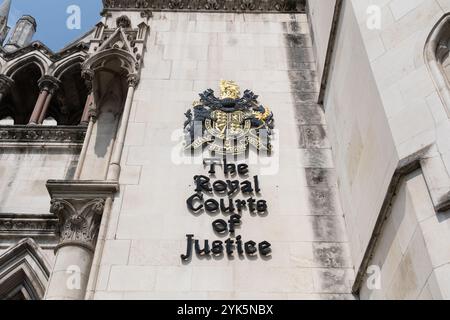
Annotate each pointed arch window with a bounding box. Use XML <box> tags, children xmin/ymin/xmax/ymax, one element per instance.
<box><xmin>0</xmin><ymin>52</ymin><xmax>90</xmax><ymax>128</ymax></box>
<box><xmin>0</xmin><ymin>238</ymin><xmax>51</xmax><ymax>300</ymax></box>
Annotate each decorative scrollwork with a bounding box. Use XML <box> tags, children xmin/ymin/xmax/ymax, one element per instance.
<box><xmin>0</xmin><ymin>214</ymin><xmax>59</xmax><ymax>234</ymax></box>
<box><xmin>102</xmin><ymin>0</ymin><xmax>304</xmax><ymax>12</ymax></box>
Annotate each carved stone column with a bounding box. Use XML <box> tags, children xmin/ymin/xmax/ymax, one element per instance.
<box><xmin>28</xmin><ymin>90</ymin><xmax>48</xmax><ymax>125</ymax></box>
<box><xmin>0</xmin><ymin>75</ymin><xmax>14</xmax><ymax>105</ymax></box>
<box><xmin>107</xmin><ymin>74</ymin><xmax>139</xmax><ymax>181</ymax></box>
<box><xmin>74</xmin><ymin>69</ymin><xmax>97</xmax><ymax>180</ymax></box>
<box><xmin>37</xmin><ymin>76</ymin><xmax>60</xmax><ymax>125</ymax></box>
<box><xmin>44</xmin><ymin>181</ymin><xmax>118</xmax><ymax>300</ymax></box>
<box><xmin>28</xmin><ymin>76</ymin><xmax>60</xmax><ymax>125</ymax></box>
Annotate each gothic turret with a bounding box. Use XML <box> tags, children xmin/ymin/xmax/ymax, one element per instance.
<box><xmin>0</xmin><ymin>0</ymin><xmax>11</xmax><ymax>45</ymax></box>
<box><xmin>4</xmin><ymin>14</ymin><xmax>36</xmax><ymax>52</ymax></box>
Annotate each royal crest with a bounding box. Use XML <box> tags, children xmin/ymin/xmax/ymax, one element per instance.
<box><xmin>184</xmin><ymin>80</ymin><xmax>274</xmax><ymax>155</ymax></box>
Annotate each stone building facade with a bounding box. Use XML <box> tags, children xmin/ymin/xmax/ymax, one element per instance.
<box><xmin>0</xmin><ymin>0</ymin><xmax>449</xmax><ymax>300</ymax></box>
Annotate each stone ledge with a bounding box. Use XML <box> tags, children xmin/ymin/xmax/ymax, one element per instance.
<box><xmin>46</xmin><ymin>180</ymin><xmax>120</xmax><ymax>199</ymax></box>
<box><xmin>102</xmin><ymin>0</ymin><xmax>305</xmax><ymax>13</ymax></box>
<box><xmin>0</xmin><ymin>125</ymin><xmax>86</xmax><ymax>145</ymax></box>
<box><xmin>352</xmin><ymin>144</ymin><xmax>450</xmax><ymax>294</ymax></box>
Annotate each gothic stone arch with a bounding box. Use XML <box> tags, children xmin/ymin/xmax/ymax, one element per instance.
<box><xmin>0</xmin><ymin>238</ymin><xmax>51</xmax><ymax>300</ymax></box>
<box><xmin>425</xmin><ymin>13</ymin><xmax>450</xmax><ymax>118</ymax></box>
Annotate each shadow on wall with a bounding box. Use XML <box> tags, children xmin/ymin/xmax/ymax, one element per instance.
<box><xmin>92</xmin><ymin>66</ymin><xmax>127</xmax><ymax>158</ymax></box>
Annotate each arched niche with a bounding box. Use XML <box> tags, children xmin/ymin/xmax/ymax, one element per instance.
<box><xmin>84</xmin><ymin>49</ymin><xmax>136</xmax><ymax>114</ymax></box>
<box><xmin>75</xmin><ymin>49</ymin><xmax>136</xmax><ymax>179</ymax></box>
<box><xmin>0</xmin><ymin>62</ymin><xmax>42</xmax><ymax>124</ymax></box>
<box><xmin>46</xmin><ymin>63</ymin><xmax>89</xmax><ymax>125</ymax></box>
<box><xmin>0</xmin><ymin>238</ymin><xmax>51</xmax><ymax>300</ymax></box>
<box><xmin>425</xmin><ymin>13</ymin><xmax>450</xmax><ymax>118</ymax></box>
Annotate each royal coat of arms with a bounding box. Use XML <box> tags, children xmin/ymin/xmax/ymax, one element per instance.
<box><xmin>184</xmin><ymin>81</ymin><xmax>274</xmax><ymax>155</ymax></box>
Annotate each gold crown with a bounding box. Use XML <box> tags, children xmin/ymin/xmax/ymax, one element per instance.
<box><xmin>220</xmin><ymin>80</ymin><xmax>240</xmax><ymax>99</ymax></box>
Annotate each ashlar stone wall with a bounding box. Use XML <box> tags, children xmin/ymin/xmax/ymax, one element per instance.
<box><xmin>308</xmin><ymin>0</ymin><xmax>450</xmax><ymax>299</ymax></box>
<box><xmin>92</xmin><ymin>11</ymin><xmax>355</xmax><ymax>300</ymax></box>
<box><xmin>0</xmin><ymin>147</ymin><xmax>78</xmax><ymax>214</ymax></box>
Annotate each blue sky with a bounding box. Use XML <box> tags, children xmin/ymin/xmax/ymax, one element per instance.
<box><xmin>6</xmin><ymin>0</ymin><xmax>102</xmax><ymax>51</ymax></box>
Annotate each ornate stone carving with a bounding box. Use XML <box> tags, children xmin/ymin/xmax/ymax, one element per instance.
<box><xmin>116</xmin><ymin>15</ymin><xmax>132</xmax><ymax>28</ymax></box>
<box><xmin>436</xmin><ymin>39</ymin><xmax>450</xmax><ymax>61</ymax></box>
<box><xmin>81</xmin><ymin>68</ymin><xmax>95</xmax><ymax>93</ymax></box>
<box><xmin>102</xmin><ymin>0</ymin><xmax>305</xmax><ymax>12</ymax></box>
<box><xmin>0</xmin><ymin>125</ymin><xmax>86</xmax><ymax>144</ymax></box>
<box><xmin>0</xmin><ymin>214</ymin><xmax>59</xmax><ymax>250</ymax></box>
<box><xmin>0</xmin><ymin>215</ymin><xmax>58</xmax><ymax>233</ymax></box>
<box><xmin>38</xmin><ymin>75</ymin><xmax>61</xmax><ymax>94</ymax></box>
<box><xmin>127</xmin><ymin>73</ymin><xmax>139</xmax><ymax>88</ymax></box>
<box><xmin>46</xmin><ymin>180</ymin><xmax>119</xmax><ymax>252</ymax></box>
<box><xmin>50</xmin><ymin>198</ymin><xmax>105</xmax><ymax>251</ymax></box>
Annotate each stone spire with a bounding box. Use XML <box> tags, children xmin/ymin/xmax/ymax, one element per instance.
<box><xmin>4</xmin><ymin>14</ymin><xmax>36</xmax><ymax>52</ymax></box>
<box><xmin>0</xmin><ymin>0</ymin><xmax>11</xmax><ymax>45</ymax></box>
<box><xmin>0</xmin><ymin>0</ymin><xmax>11</xmax><ymax>17</ymax></box>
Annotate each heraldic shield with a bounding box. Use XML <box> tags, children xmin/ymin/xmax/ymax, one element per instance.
<box><xmin>183</xmin><ymin>80</ymin><xmax>275</xmax><ymax>155</ymax></box>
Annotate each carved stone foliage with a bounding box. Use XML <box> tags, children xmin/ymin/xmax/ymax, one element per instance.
<box><xmin>102</xmin><ymin>0</ymin><xmax>305</xmax><ymax>12</ymax></box>
<box><xmin>0</xmin><ymin>125</ymin><xmax>86</xmax><ymax>144</ymax></box>
<box><xmin>50</xmin><ymin>198</ymin><xmax>105</xmax><ymax>252</ymax></box>
<box><xmin>116</xmin><ymin>15</ymin><xmax>132</xmax><ymax>28</ymax></box>
<box><xmin>46</xmin><ymin>180</ymin><xmax>119</xmax><ymax>252</ymax></box>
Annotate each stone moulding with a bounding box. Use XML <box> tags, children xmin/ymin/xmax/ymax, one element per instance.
<box><xmin>0</xmin><ymin>238</ymin><xmax>51</xmax><ymax>300</ymax></box>
<box><xmin>0</xmin><ymin>125</ymin><xmax>86</xmax><ymax>144</ymax></box>
<box><xmin>424</xmin><ymin>13</ymin><xmax>450</xmax><ymax>119</ymax></box>
<box><xmin>0</xmin><ymin>214</ymin><xmax>59</xmax><ymax>250</ymax></box>
<box><xmin>102</xmin><ymin>0</ymin><xmax>305</xmax><ymax>13</ymax></box>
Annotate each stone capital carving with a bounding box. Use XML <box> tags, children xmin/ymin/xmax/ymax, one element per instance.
<box><xmin>38</xmin><ymin>75</ymin><xmax>61</xmax><ymax>94</ymax></box>
<box><xmin>88</xmin><ymin>104</ymin><xmax>99</xmax><ymax>123</ymax></box>
<box><xmin>50</xmin><ymin>198</ymin><xmax>104</xmax><ymax>252</ymax></box>
<box><xmin>46</xmin><ymin>180</ymin><xmax>119</xmax><ymax>252</ymax></box>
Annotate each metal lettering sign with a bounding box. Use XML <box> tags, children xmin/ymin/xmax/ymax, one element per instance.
<box><xmin>181</xmin><ymin>160</ymin><xmax>272</xmax><ymax>261</ymax></box>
